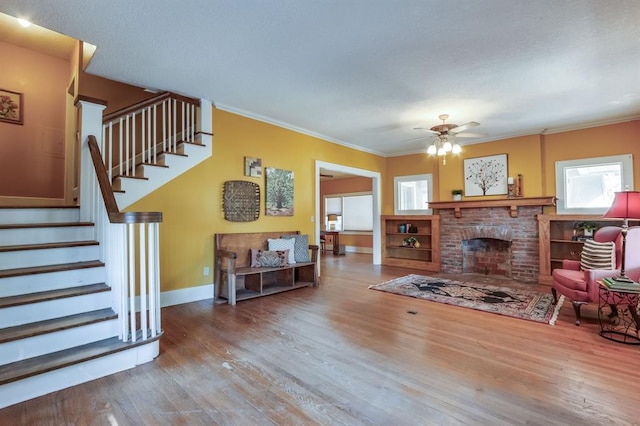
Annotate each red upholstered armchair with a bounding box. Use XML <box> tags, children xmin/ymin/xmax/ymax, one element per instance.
<box><xmin>551</xmin><ymin>226</ymin><xmax>640</xmax><ymax>325</ymax></box>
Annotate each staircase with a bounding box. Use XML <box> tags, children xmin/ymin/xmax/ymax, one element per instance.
<box><xmin>0</xmin><ymin>93</ymin><xmax>213</xmax><ymax>409</ymax></box>
<box><xmin>0</xmin><ymin>206</ymin><xmax>160</xmax><ymax>409</ymax></box>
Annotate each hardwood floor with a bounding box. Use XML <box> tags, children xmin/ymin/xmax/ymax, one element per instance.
<box><xmin>3</xmin><ymin>253</ymin><xmax>640</xmax><ymax>425</ymax></box>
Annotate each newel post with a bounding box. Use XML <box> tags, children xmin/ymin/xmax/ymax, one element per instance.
<box><xmin>76</xmin><ymin>97</ymin><xmax>107</xmax><ymax>222</ymax></box>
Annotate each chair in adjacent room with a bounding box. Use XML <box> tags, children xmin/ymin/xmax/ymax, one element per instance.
<box><xmin>551</xmin><ymin>226</ymin><xmax>640</xmax><ymax>325</ymax></box>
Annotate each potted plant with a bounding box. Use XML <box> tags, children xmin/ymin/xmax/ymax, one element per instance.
<box><xmin>403</xmin><ymin>236</ymin><xmax>418</xmax><ymax>247</ymax></box>
<box><xmin>577</xmin><ymin>222</ymin><xmax>598</xmax><ymax>238</ymax></box>
<box><xmin>452</xmin><ymin>189</ymin><xmax>463</xmax><ymax>201</ymax></box>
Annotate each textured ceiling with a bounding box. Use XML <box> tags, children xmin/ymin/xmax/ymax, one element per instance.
<box><xmin>2</xmin><ymin>0</ymin><xmax>639</xmax><ymax>157</ymax></box>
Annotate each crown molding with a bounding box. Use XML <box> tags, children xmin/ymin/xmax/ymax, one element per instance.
<box><xmin>214</xmin><ymin>103</ymin><xmax>388</xmax><ymax>157</ymax></box>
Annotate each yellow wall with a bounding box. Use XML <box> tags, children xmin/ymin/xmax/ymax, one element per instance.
<box><xmin>128</xmin><ymin>108</ymin><xmax>386</xmax><ymax>292</ymax></box>
<box><xmin>383</xmin><ymin>121</ymin><xmax>640</xmax><ymax>213</ymax></box>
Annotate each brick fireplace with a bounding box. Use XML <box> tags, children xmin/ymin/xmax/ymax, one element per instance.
<box><xmin>430</xmin><ymin>197</ymin><xmax>556</xmax><ymax>283</ymax></box>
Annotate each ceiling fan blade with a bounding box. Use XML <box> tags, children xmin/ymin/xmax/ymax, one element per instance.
<box><xmin>453</xmin><ymin>132</ymin><xmax>486</xmax><ymax>138</ymax></box>
<box><xmin>413</xmin><ymin>127</ymin><xmax>439</xmax><ymax>135</ymax></box>
<box><xmin>449</xmin><ymin>121</ymin><xmax>480</xmax><ymax>134</ymax></box>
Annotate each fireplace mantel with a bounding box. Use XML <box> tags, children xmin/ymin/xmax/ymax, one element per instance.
<box><xmin>429</xmin><ymin>196</ymin><xmax>556</xmax><ymax>218</ymax></box>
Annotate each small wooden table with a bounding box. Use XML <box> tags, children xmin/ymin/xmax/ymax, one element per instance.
<box><xmin>598</xmin><ymin>280</ymin><xmax>640</xmax><ymax>345</ymax></box>
<box><xmin>320</xmin><ymin>231</ymin><xmax>342</xmax><ymax>255</ymax></box>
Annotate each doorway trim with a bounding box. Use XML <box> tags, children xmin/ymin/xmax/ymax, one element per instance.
<box><xmin>315</xmin><ymin>160</ymin><xmax>381</xmax><ymax>265</ymax></box>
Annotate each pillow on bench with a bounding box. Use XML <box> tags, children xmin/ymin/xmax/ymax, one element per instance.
<box><xmin>268</xmin><ymin>238</ymin><xmax>297</xmax><ymax>264</ymax></box>
<box><xmin>251</xmin><ymin>249</ymin><xmax>289</xmax><ymax>268</ymax></box>
<box><xmin>281</xmin><ymin>234</ymin><xmax>310</xmax><ymax>263</ymax></box>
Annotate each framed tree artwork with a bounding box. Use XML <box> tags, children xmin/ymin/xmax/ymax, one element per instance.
<box><xmin>464</xmin><ymin>154</ymin><xmax>508</xmax><ymax>196</ymax></box>
<box><xmin>265</xmin><ymin>167</ymin><xmax>294</xmax><ymax>216</ymax></box>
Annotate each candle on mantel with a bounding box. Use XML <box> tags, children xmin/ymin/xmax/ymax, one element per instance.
<box><xmin>507</xmin><ymin>176</ymin><xmax>514</xmax><ymax>184</ymax></box>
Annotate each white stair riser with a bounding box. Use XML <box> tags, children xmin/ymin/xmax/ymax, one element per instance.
<box><xmin>0</xmin><ymin>319</ymin><xmax>120</xmax><ymax>366</ymax></box>
<box><xmin>0</xmin><ymin>341</ymin><xmax>159</xmax><ymax>410</ymax></box>
<box><xmin>0</xmin><ymin>226</ymin><xmax>95</xmax><ymax>247</ymax></box>
<box><xmin>0</xmin><ymin>291</ymin><xmax>112</xmax><ymax>328</ymax></box>
<box><xmin>0</xmin><ymin>245</ymin><xmax>100</xmax><ymax>269</ymax></box>
<box><xmin>0</xmin><ymin>208</ymin><xmax>79</xmax><ymax>225</ymax></box>
<box><xmin>0</xmin><ymin>267</ymin><xmax>106</xmax><ymax>298</ymax></box>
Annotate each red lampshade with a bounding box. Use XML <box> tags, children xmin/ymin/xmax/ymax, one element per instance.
<box><xmin>604</xmin><ymin>191</ymin><xmax>640</xmax><ymax>219</ymax></box>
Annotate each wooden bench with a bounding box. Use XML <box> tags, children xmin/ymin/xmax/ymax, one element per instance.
<box><xmin>215</xmin><ymin>231</ymin><xmax>318</xmax><ymax>305</ymax></box>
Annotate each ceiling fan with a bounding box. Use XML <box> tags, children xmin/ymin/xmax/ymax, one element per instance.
<box><xmin>414</xmin><ymin>114</ymin><xmax>482</xmax><ymax>139</ymax></box>
<box><xmin>413</xmin><ymin>114</ymin><xmax>482</xmax><ymax>164</ymax></box>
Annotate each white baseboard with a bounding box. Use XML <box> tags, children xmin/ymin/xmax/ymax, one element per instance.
<box><xmin>345</xmin><ymin>245</ymin><xmax>373</xmax><ymax>254</ymax></box>
<box><xmin>160</xmin><ymin>284</ymin><xmax>214</xmax><ymax>307</ymax></box>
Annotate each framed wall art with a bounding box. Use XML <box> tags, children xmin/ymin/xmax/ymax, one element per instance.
<box><xmin>265</xmin><ymin>167</ymin><xmax>294</xmax><ymax>216</ymax></box>
<box><xmin>244</xmin><ymin>157</ymin><xmax>262</xmax><ymax>177</ymax></box>
<box><xmin>0</xmin><ymin>89</ymin><xmax>23</xmax><ymax>125</ymax></box>
<box><xmin>464</xmin><ymin>154</ymin><xmax>508</xmax><ymax>196</ymax></box>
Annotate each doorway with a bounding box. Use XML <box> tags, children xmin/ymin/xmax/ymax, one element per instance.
<box><xmin>315</xmin><ymin>160</ymin><xmax>381</xmax><ymax>265</ymax></box>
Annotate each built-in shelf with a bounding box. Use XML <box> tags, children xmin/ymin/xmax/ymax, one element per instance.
<box><xmin>381</xmin><ymin>215</ymin><xmax>440</xmax><ymax>271</ymax></box>
<box><xmin>429</xmin><ymin>196</ymin><xmax>557</xmax><ymax>218</ymax></box>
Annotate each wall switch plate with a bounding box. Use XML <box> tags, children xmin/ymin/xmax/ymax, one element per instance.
<box><xmin>204</xmin><ymin>266</ymin><xmax>210</xmax><ymax>276</ymax></box>
<box><xmin>310</xmin><ymin>216</ymin><xmax>314</xmax><ymax>222</ymax></box>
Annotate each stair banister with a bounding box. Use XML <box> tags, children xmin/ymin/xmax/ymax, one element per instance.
<box><xmin>86</xmin><ymin>132</ymin><xmax>162</xmax><ymax>343</ymax></box>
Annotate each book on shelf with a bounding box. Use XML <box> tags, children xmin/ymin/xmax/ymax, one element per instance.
<box><xmin>601</xmin><ymin>277</ymin><xmax>640</xmax><ymax>292</ymax></box>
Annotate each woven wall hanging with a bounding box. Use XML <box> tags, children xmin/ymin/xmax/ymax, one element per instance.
<box><xmin>223</xmin><ymin>180</ymin><xmax>260</xmax><ymax>222</ymax></box>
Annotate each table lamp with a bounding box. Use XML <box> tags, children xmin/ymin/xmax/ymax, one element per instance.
<box><xmin>603</xmin><ymin>191</ymin><xmax>640</xmax><ymax>282</ymax></box>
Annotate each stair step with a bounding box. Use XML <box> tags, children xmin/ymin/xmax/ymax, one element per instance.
<box><xmin>0</xmin><ymin>260</ymin><xmax>105</xmax><ymax>279</ymax></box>
<box><xmin>0</xmin><ymin>222</ymin><xmax>93</xmax><ymax>230</ymax></box>
<box><xmin>0</xmin><ymin>283</ymin><xmax>109</xmax><ymax>309</ymax></box>
<box><xmin>0</xmin><ymin>206</ymin><xmax>79</xmax><ymax>225</ymax></box>
<box><xmin>0</xmin><ymin>333</ymin><xmax>161</xmax><ymax>386</ymax></box>
<box><xmin>0</xmin><ymin>308</ymin><xmax>116</xmax><ymax>344</ymax></box>
<box><xmin>0</xmin><ymin>240</ymin><xmax>98</xmax><ymax>253</ymax></box>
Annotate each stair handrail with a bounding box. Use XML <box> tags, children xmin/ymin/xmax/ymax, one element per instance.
<box><xmin>87</xmin><ymin>134</ymin><xmax>162</xmax><ymax>343</ymax></box>
<box><xmin>88</xmin><ymin>135</ymin><xmax>162</xmax><ymax>224</ymax></box>
<box><xmin>102</xmin><ymin>92</ymin><xmax>200</xmax><ymax>123</ymax></box>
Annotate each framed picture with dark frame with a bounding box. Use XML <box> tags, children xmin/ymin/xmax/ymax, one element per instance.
<box><xmin>464</xmin><ymin>154</ymin><xmax>508</xmax><ymax>196</ymax></box>
<box><xmin>0</xmin><ymin>88</ymin><xmax>23</xmax><ymax>125</ymax></box>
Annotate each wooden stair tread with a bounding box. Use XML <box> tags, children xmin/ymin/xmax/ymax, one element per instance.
<box><xmin>0</xmin><ymin>222</ymin><xmax>93</xmax><ymax>230</ymax></box>
<box><xmin>140</xmin><ymin>163</ymin><xmax>169</xmax><ymax>168</ymax></box>
<box><xmin>0</xmin><ymin>206</ymin><xmax>78</xmax><ymax>210</ymax></box>
<box><xmin>0</xmin><ymin>240</ymin><xmax>99</xmax><ymax>252</ymax></box>
<box><xmin>0</xmin><ymin>331</ymin><xmax>162</xmax><ymax>385</ymax></box>
<box><xmin>0</xmin><ymin>308</ymin><xmax>116</xmax><ymax>344</ymax></box>
<box><xmin>0</xmin><ymin>260</ymin><xmax>105</xmax><ymax>279</ymax></box>
<box><xmin>112</xmin><ymin>175</ymin><xmax>149</xmax><ymax>181</ymax></box>
<box><xmin>0</xmin><ymin>283</ymin><xmax>109</xmax><ymax>309</ymax></box>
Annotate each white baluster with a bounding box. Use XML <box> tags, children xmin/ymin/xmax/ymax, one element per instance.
<box><xmin>128</xmin><ymin>223</ymin><xmax>136</xmax><ymax>342</ymax></box>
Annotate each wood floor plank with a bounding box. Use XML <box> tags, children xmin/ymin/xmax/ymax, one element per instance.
<box><xmin>1</xmin><ymin>253</ymin><xmax>640</xmax><ymax>424</ymax></box>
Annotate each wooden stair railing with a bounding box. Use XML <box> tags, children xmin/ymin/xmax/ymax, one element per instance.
<box><xmin>88</xmin><ymin>135</ymin><xmax>162</xmax><ymax>343</ymax></box>
<box><xmin>88</xmin><ymin>135</ymin><xmax>162</xmax><ymax>224</ymax></box>
<box><xmin>101</xmin><ymin>92</ymin><xmax>202</xmax><ymax>182</ymax></box>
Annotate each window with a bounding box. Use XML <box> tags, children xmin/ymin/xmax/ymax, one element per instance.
<box><xmin>394</xmin><ymin>174</ymin><xmax>433</xmax><ymax>215</ymax></box>
<box><xmin>555</xmin><ymin>154</ymin><xmax>633</xmax><ymax>214</ymax></box>
<box><xmin>324</xmin><ymin>193</ymin><xmax>373</xmax><ymax>232</ymax></box>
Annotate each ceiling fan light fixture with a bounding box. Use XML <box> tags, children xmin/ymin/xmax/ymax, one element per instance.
<box><xmin>443</xmin><ymin>140</ymin><xmax>452</xmax><ymax>152</ymax></box>
<box><xmin>427</xmin><ymin>144</ymin><xmax>437</xmax><ymax>155</ymax></box>
<box><xmin>437</xmin><ymin>147</ymin><xmax>446</xmax><ymax>156</ymax></box>
<box><xmin>452</xmin><ymin>144</ymin><xmax>462</xmax><ymax>154</ymax></box>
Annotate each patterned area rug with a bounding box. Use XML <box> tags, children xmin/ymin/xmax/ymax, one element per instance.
<box><xmin>369</xmin><ymin>274</ymin><xmax>564</xmax><ymax>325</ymax></box>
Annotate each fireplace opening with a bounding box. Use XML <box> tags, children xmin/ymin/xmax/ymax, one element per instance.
<box><xmin>462</xmin><ymin>238</ymin><xmax>512</xmax><ymax>277</ymax></box>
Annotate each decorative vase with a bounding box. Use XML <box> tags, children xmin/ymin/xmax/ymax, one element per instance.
<box><xmin>453</xmin><ymin>194</ymin><xmax>462</xmax><ymax>201</ymax></box>
<box><xmin>414</xmin><ymin>241</ymin><xmax>421</xmax><ymax>248</ymax></box>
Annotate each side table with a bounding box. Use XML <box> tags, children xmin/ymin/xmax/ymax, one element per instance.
<box><xmin>598</xmin><ymin>281</ymin><xmax>640</xmax><ymax>345</ymax></box>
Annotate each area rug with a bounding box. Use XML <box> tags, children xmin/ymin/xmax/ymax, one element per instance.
<box><xmin>368</xmin><ymin>274</ymin><xmax>564</xmax><ymax>325</ymax></box>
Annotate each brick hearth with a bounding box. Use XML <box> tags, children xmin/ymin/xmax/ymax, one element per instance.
<box><xmin>438</xmin><ymin>206</ymin><xmax>542</xmax><ymax>283</ymax></box>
